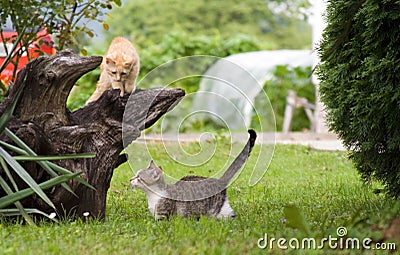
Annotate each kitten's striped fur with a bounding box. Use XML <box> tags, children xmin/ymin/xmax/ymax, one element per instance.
<box><xmin>130</xmin><ymin>130</ymin><xmax>257</xmax><ymax>220</ymax></box>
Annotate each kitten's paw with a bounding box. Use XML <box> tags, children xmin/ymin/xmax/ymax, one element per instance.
<box><xmin>154</xmin><ymin>214</ymin><xmax>168</xmax><ymax>220</ymax></box>
<box><xmin>216</xmin><ymin>198</ymin><xmax>236</xmax><ymax>219</ymax></box>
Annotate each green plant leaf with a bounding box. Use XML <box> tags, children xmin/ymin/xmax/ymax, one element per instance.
<box><xmin>112</xmin><ymin>0</ymin><xmax>122</xmax><ymax>7</ymax></box>
<box><xmin>80</xmin><ymin>48</ymin><xmax>88</xmax><ymax>55</ymax></box>
<box><xmin>47</xmin><ymin>162</ymin><xmax>95</xmax><ymax>190</ymax></box>
<box><xmin>1</xmin><ymin>135</ymin><xmax>76</xmax><ymax>195</ymax></box>
<box><xmin>283</xmin><ymin>204</ymin><xmax>311</xmax><ymax>236</ymax></box>
<box><xmin>4</xmin><ymin>128</ymin><xmax>95</xmax><ymax>191</ymax></box>
<box><xmin>0</xmin><ymin>208</ymin><xmax>58</xmax><ymax>222</ymax></box>
<box><xmin>0</xmin><ymin>27</ymin><xmax>26</xmax><ymax>74</ymax></box>
<box><xmin>0</xmin><ymin>141</ymin><xmax>28</xmax><ymax>155</ymax></box>
<box><xmin>0</xmin><ymin>157</ymin><xmax>18</xmax><ymax>192</ymax></box>
<box><xmin>13</xmin><ymin>153</ymin><xmax>95</xmax><ymax>161</ymax></box>
<box><xmin>0</xmin><ymin>175</ymin><xmax>35</xmax><ymax>225</ymax></box>
<box><xmin>0</xmin><ymin>172</ymin><xmax>81</xmax><ymax>209</ymax></box>
<box><xmin>0</xmin><ymin>26</ymin><xmax>27</xmax><ymax>117</ymax></box>
<box><xmin>103</xmin><ymin>22</ymin><xmax>109</xmax><ymax>31</ymax></box>
<box><xmin>0</xmin><ymin>76</ymin><xmax>26</xmax><ymax>134</ymax></box>
<box><xmin>0</xmin><ymin>146</ymin><xmax>55</xmax><ymax>209</ymax></box>
<box><xmin>0</xmin><ymin>141</ymin><xmax>35</xmax><ymax>225</ymax></box>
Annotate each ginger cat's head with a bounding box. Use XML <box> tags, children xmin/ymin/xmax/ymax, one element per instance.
<box><xmin>104</xmin><ymin>53</ymin><xmax>136</xmax><ymax>82</ymax></box>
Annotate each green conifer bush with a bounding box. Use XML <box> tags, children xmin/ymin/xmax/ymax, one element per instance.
<box><xmin>318</xmin><ymin>1</ymin><xmax>400</xmax><ymax>197</ymax></box>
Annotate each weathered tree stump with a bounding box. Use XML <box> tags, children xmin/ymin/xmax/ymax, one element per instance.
<box><xmin>0</xmin><ymin>50</ymin><xmax>185</xmax><ymax>220</ymax></box>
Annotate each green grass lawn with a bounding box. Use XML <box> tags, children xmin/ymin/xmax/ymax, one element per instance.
<box><xmin>0</xmin><ymin>142</ymin><xmax>398</xmax><ymax>255</ymax></box>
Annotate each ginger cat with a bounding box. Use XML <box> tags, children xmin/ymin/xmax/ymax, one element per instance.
<box><xmin>86</xmin><ymin>37</ymin><xmax>140</xmax><ymax>104</ymax></box>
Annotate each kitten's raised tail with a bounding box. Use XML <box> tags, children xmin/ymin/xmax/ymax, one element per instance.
<box><xmin>219</xmin><ymin>129</ymin><xmax>257</xmax><ymax>184</ymax></box>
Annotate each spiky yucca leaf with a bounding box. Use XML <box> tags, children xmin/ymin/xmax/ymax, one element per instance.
<box><xmin>0</xmin><ymin>172</ymin><xmax>81</xmax><ymax>209</ymax></box>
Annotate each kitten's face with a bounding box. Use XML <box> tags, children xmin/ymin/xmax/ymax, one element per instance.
<box><xmin>130</xmin><ymin>160</ymin><xmax>163</xmax><ymax>190</ymax></box>
<box><xmin>105</xmin><ymin>54</ymin><xmax>136</xmax><ymax>82</ymax></box>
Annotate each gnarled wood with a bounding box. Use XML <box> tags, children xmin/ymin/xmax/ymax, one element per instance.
<box><xmin>0</xmin><ymin>50</ymin><xmax>185</xmax><ymax>220</ymax></box>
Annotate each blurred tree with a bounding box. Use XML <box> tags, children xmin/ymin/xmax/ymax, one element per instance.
<box><xmin>0</xmin><ymin>0</ymin><xmax>121</xmax><ymax>96</ymax></box>
<box><xmin>0</xmin><ymin>0</ymin><xmax>121</xmax><ymax>51</ymax></box>
<box><xmin>106</xmin><ymin>0</ymin><xmax>311</xmax><ymax>50</ymax></box>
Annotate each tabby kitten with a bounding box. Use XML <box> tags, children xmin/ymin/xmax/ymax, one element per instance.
<box><xmin>86</xmin><ymin>37</ymin><xmax>140</xmax><ymax>104</ymax></box>
<box><xmin>130</xmin><ymin>130</ymin><xmax>256</xmax><ymax>220</ymax></box>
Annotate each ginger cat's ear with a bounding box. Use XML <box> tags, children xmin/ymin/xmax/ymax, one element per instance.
<box><xmin>123</xmin><ymin>56</ymin><xmax>134</xmax><ymax>67</ymax></box>
<box><xmin>124</xmin><ymin>61</ymin><xmax>133</xmax><ymax>68</ymax></box>
<box><xmin>105</xmin><ymin>56</ymin><xmax>115</xmax><ymax>65</ymax></box>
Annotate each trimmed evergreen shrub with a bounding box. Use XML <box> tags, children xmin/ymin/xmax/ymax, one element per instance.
<box><xmin>317</xmin><ymin>1</ymin><xmax>400</xmax><ymax>197</ymax></box>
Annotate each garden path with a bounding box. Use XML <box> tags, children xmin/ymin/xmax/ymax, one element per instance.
<box><xmin>138</xmin><ymin>132</ymin><xmax>345</xmax><ymax>151</ymax></box>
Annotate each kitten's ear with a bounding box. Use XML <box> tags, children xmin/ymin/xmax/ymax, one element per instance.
<box><xmin>105</xmin><ymin>56</ymin><xmax>115</xmax><ymax>65</ymax></box>
<box><xmin>158</xmin><ymin>166</ymin><xmax>163</xmax><ymax>172</ymax></box>
<box><xmin>152</xmin><ymin>169</ymin><xmax>162</xmax><ymax>180</ymax></box>
<box><xmin>149</xmin><ymin>160</ymin><xmax>156</xmax><ymax>168</ymax></box>
<box><xmin>124</xmin><ymin>55</ymin><xmax>134</xmax><ymax>65</ymax></box>
<box><xmin>124</xmin><ymin>60</ymin><xmax>133</xmax><ymax>67</ymax></box>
